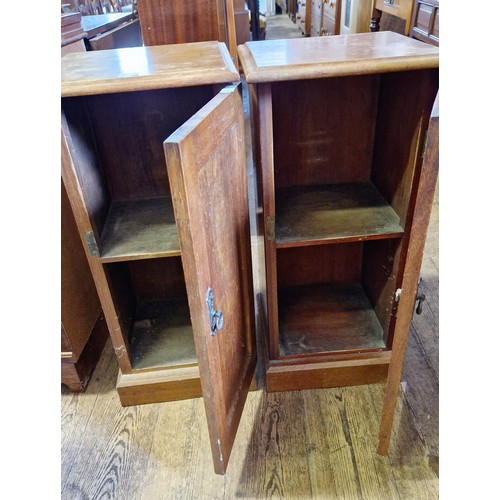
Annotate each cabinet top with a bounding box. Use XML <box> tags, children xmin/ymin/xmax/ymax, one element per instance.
<box><xmin>61</xmin><ymin>42</ymin><xmax>239</xmax><ymax>97</ymax></box>
<box><xmin>238</xmin><ymin>32</ymin><xmax>439</xmax><ymax>84</ymax></box>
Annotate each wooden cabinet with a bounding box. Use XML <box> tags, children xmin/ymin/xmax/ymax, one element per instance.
<box><xmin>238</xmin><ymin>31</ymin><xmax>439</xmax><ymax>454</ymax></box>
<box><xmin>233</xmin><ymin>0</ymin><xmax>250</xmax><ymax>45</ymax></box>
<box><xmin>296</xmin><ymin>0</ymin><xmax>312</xmax><ymax>35</ymax></box>
<box><xmin>371</xmin><ymin>0</ymin><xmax>415</xmax><ymax>35</ymax></box>
<box><xmin>321</xmin><ymin>0</ymin><xmax>340</xmax><ymax>35</ymax></box>
<box><xmin>310</xmin><ymin>0</ymin><xmax>323</xmax><ymax>36</ymax></box>
<box><xmin>61</xmin><ymin>180</ymin><xmax>109</xmax><ymax>391</ymax></box>
<box><xmin>136</xmin><ymin>0</ymin><xmax>238</xmax><ymax>62</ymax></box>
<box><xmin>61</xmin><ymin>42</ymin><xmax>256</xmax><ymax>474</ymax></box>
<box><xmin>81</xmin><ymin>13</ymin><xmax>143</xmax><ymax>50</ymax></box>
<box><xmin>410</xmin><ymin>0</ymin><xmax>439</xmax><ymax>46</ymax></box>
<box><xmin>308</xmin><ymin>0</ymin><xmax>340</xmax><ymax>37</ymax></box>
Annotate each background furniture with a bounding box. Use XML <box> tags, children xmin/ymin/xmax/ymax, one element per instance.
<box><xmin>136</xmin><ymin>0</ymin><xmax>238</xmax><ymax>62</ymax></box>
<box><xmin>370</xmin><ymin>0</ymin><xmax>415</xmax><ymax>35</ymax></box>
<box><xmin>81</xmin><ymin>12</ymin><xmax>143</xmax><ymax>50</ymax></box>
<box><xmin>339</xmin><ymin>0</ymin><xmax>372</xmax><ymax>34</ymax></box>
<box><xmin>410</xmin><ymin>0</ymin><xmax>439</xmax><ymax>45</ymax></box>
<box><xmin>61</xmin><ymin>181</ymin><xmax>109</xmax><ymax>392</ymax></box>
<box><xmin>238</xmin><ymin>31</ymin><xmax>439</xmax><ymax>455</ymax></box>
<box><xmin>233</xmin><ymin>0</ymin><xmax>251</xmax><ymax>45</ymax></box>
<box><xmin>61</xmin><ymin>13</ymin><xmax>108</xmax><ymax>392</ymax></box>
<box><xmin>61</xmin><ymin>12</ymin><xmax>87</xmax><ymax>56</ymax></box>
<box><xmin>296</xmin><ymin>0</ymin><xmax>311</xmax><ymax>36</ymax></box>
<box><xmin>61</xmin><ymin>43</ymin><xmax>256</xmax><ymax>474</ymax></box>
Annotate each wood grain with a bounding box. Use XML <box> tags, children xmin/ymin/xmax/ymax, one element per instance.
<box><xmin>116</xmin><ymin>365</ymin><xmax>203</xmax><ymax>406</ymax></box>
<box><xmin>271</xmin><ymin>75</ymin><xmax>379</xmax><ymax>189</ymax></box>
<box><xmin>276</xmin><ymin>182</ymin><xmax>404</xmax><ymax>247</ymax></box>
<box><xmin>137</xmin><ymin>0</ymin><xmax>237</xmax><ymax>60</ymax></box>
<box><xmin>277</xmin><ymin>242</ymin><xmax>363</xmax><ymax>289</ymax></box>
<box><xmin>237</xmin><ymin>31</ymin><xmax>439</xmax><ymax>84</ymax></box>
<box><xmin>165</xmin><ymin>84</ymin><xmax>256</xmax><ymax>474</ymax></box>
<box><xmin>61</xmin><ymin>42</ymin><xmax>239</xmax><ymax>97</ymax></box>
<box><xmin>99</xmin><ymin>197</ymin><xmax>180</xmax><ymax>262</ymax></box>
<box><xmin>278</xmin><ymin>283</ymin><xmax>386</xmax><ymax>356</ymax></box>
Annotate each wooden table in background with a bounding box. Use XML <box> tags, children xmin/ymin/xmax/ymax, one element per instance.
<box><xmin>81</xmin><ymin>13</ymin><xmax>143</xmax><ymax>50</ymax></box>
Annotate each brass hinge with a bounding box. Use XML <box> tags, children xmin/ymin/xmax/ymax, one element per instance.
<box><xmin>266</xmin><ymin>215</ymin><xmax>275</xmax><ymax>241</ymax></box>
<box><xmin>84</xmin><ymin>230</ymin><xmax>99</xmax><ymax>257</ymax></box>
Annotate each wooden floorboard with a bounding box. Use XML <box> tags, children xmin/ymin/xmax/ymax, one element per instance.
<box><xmin>61</xmin><ymin>20</ymin><xmax>439</xmax><ymax>498</ymax></box>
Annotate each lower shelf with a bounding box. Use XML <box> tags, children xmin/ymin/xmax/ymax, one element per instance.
<box><xmin>130</xmin><ymin>297</ymin><xmax>196</xmax><ymax>370</ymax></box>
<box><xmin>278</xmin><ymin>283</ymin><xmax>386</xmax><ymax>357</ymax></box>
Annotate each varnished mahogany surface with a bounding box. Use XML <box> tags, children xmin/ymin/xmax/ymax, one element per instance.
<box><xmin>165</xmin><ymin>85</ymin><xmax>256</xmax><ymax>474</ymax></box>
<box><xmin>61</xmin><ymin>42</ymin><xmax>239</xmax><ymax>96</ymax></box>
<box><xmin>237</xmin><ymin>31</ymin><xmax>438</xmax><ymax>83</ymax></box>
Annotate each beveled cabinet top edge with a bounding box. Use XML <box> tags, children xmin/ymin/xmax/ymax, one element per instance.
<box><xmin>238</xmin><ymin>32</ymin><xmax>439</xmax><ymax>84</ymax></box>
<box><xmin>61</xmin><ymin>41</ymin><xmax>240</xmax><ymax>97</ymax></box>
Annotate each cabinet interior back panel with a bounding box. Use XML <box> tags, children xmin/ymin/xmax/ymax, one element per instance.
<box><xmin>82</xmin><ymin>85</ymin><xmax>215</xmax><ymax>202</ymax></box>
<box><xmin>271</xmin><ymin>75</ymin><xmax>380</xmax><ymax>189</ymax></box>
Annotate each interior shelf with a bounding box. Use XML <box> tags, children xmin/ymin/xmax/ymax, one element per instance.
<box><xmin>130</xmin><ymin>297</ymin><xmax>196</xmax><ymax>370</ymax></box>
<box><xmin>275</xmin><ymin>181</ymin><xmax>404</xmax><ymax>248</ymax></box>
<box><xmin>99</xmin><ymin>196</ymin><xmax>180</xmax><ymax>262</ymax></box>
<box><xmin>278</xmin><ymin>283</ymin><xmax>386</xmax><ymax>357</ymax></box>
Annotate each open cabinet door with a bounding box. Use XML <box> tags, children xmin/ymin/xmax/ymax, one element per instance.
<box><xmin>164</xmin><ymin>83</ymin><xmax>256</xmax><ymax>475</ymax></box>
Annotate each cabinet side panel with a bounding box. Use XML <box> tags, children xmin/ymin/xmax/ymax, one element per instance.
<box><xmin>62</xmin><ymin>98</ymin><xmax>110</xmax><ymax>237</ymax></box>
<box><xmin>362</xmin><ymin>238</ymin><xmax>402</xmax><ymax>342</ymax></box>
<box><xmin>371</xmin><ymin>69</ymin><xmax>439</xmax><ymax>227</ymax></box>
<box><xmin>61</xmin><ymin>126</ymin><xmax>134</xmax><ymax>373</ymax></box>
<box><xmin>272</xmin><ymin>75</ymin><xmax>380</xmax><ymax>189</ymax></box>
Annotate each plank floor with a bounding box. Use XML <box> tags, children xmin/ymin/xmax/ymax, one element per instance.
<box><xmin>61</xmin><ymin>18</ymin><xmax>439</xmax><ymax>498</ymax></box>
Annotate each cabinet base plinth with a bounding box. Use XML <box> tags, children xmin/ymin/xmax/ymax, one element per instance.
<box><xmin>266</xmin><ymin>355</ymin><xmax>390</xmax><ymax>392</ymax></box>
<box><xmin>117</xmin><ymin>366</ymin><xmax>203</xmax><ymax>406</ymax></box>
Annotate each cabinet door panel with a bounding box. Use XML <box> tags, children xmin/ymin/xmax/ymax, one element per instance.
<box><xmin>164</xmin><ymin>83</ymin><xmax>256</xmax><ymax>475</ymax></box>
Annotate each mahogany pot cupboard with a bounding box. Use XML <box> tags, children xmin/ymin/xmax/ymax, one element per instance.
<box><xmin>61</xmin><ymin>42</ymin><xmax>255</xmax><ymax>475</ymax></box>
<box><xmin>61</xmin><ymin>33</ymin><xmax>439</xmax><ymax>474</ymax></box>
<box><xmin>238</xmin><ymin>31</ymin><xmax>439</xmax><ymax>456</ymax></box>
